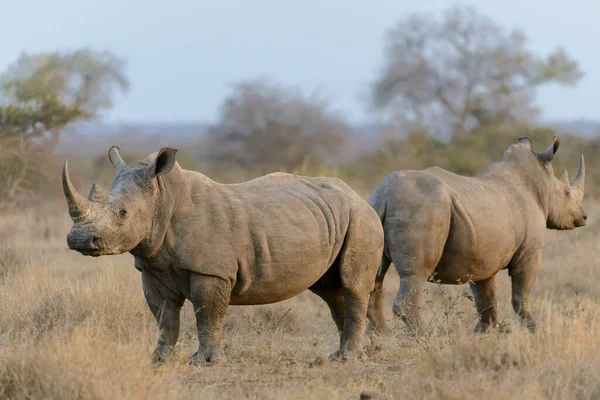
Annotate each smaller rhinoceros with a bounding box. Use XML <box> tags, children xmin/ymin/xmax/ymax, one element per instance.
<box><xmin>366</xmin><ymin>136</ymin><xmax>586</xmax><ymax>334</ymax></box>
<box><xmin>63</xmin><ymin>147</ymin><xmax>384</xmax><ymax>363</ymax></box>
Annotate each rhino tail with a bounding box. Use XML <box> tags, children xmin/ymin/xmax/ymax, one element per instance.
<box><xmin>374</xmin><ymin>253</ymin><xmax>392</xmax><ymax>289</ymax></box>
<box><xmin>367</xmin><ymin>188</ymin><xmax>387</xmax><ymax>223</ymax></box>
<box><xmin>368</xmin><ymin>190</ymin><xmax>391</xmax><ymax>288</ymax></box>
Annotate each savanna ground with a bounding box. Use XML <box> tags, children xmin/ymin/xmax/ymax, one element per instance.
<box><xmin>0</xmin><ymin>199</ymin><xmax>599</xmax><ymax>400</ymax></box>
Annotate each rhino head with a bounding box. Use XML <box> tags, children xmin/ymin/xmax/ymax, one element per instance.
<box><xmin>516</xmin><ymin>136</ymin><xmax>586</xmax><ymax>230</ymax></box>
<box><xmin>63</xmin><ymin>146</ymin><xmax>178</xmax><ymax>257</ymax></box>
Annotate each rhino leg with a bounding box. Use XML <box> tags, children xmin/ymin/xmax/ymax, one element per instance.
<box><xmin>327</xmin><ymin>214</ymin><xmax>382</xmax><ymax>362</ymax></box>
<box><xmin>142</xmin><ymin>271</ymin><xmax>185</xmax><ymax>364</ymax></box>
<box><xmin>470</xmin><ymin>276</ymin><xmax>499</xmax><ymax>332</ymax></box>
<box><xmin>366</xmin><ymin>254</ymin><xmax>392</xmax><ymax>334</ymax></box>
<box><xmin>309</xmin><ymin>284</ymin><xmax>345</xmax><ymax>347</ymax></box>
<box><xmin>386</xmin><ymin>194</ymin><xmax>450</xmax><ymax>336</ymax></box>
<box><xmin>189</xmin><ymin>273</ymin><xmax>231</xmax><ymax>365</ymax></box>
<box><xmin>393</xmin><ymin>274</ymin><xmax>427</xmax><ymax>335</ymax></box>
<box><xmin>510</xmin><ymin>252</ymin><xmax>540</xmax><ymax>333</ymax></box>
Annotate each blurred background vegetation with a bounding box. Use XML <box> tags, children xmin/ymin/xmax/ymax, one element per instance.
<box><xmin>0</xmin><ymin>4</ymin><xmax>597</xmax><ymax>209</ymax></box>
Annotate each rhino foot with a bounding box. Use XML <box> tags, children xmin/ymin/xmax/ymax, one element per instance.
<box><xmin>473</xmin><ymin>321</ymin><xmax>512</xmax><ymax>334</ymax></box>
<box><xmin>399</xmin><ymin>315</ymin><xmax>427</xmax><ymax>337</ymax></box>
<box><xmin>327</xmin><ymin>349</ymin><xmax>366</xmax><ymax>363</ymax></box>
<box><xmin>151</xmin><ymin>346</ymin><xmax>175</xmax><ymax>365</ymax></box>
<box><xmin>152</xmin><ymin>353</ymin><xmax>167</xmax><ymax>365</ymax></box>
<box><xmin>523</xmin><ymin>318</ymin><xmax>536</xmax><ymax>333</ymax></box>
<box><xmin>473</xmin><ymin>321</ymin><xmax>494</xmax><ymax>334</ymax></box>
<box><xmin>189</xmin><ymin>351</ymin><xmax>227</xmax><ymax>366</ymax></box>
<box><xmin>365</xmin><ymin>321</ymin><xmax>391</xmax><ymax>336</ymax></box>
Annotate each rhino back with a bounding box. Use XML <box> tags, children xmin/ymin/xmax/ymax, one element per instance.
<box><xmin>172</xmin><ymin>172</ymin><xmax>358</xmax><ymax>304</ymax></box>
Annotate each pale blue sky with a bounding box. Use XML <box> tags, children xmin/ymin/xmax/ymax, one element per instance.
<box><xmin>1</xmin><ymin>0</ymin><xmax>596</xmax><ymax>123</ymax></box>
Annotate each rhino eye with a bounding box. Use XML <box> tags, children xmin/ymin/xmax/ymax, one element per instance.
<box><xmin>565</xmin><ymin>189</ymin><xmax>571</xmax><ymax>197</ymax></box>
<box><xmin>119</xmin><ymin>209</ymin><xmax>127</xmax><ymax>217</ymax></box>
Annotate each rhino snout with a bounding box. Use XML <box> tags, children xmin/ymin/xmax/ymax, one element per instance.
<box><xmin>574</xmin><ymin>211</ymin><xmax>587</xmax><ymax>228</ymax></box>
<box><xmin>67</xmin><ymin>231</ymin><xmax>103</xmax><ymax>256</ymax></box>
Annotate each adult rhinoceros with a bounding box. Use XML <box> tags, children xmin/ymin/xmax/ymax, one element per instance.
<box><xmin>62</xmin><ymin>147</ymin><xmax>384</xmax><ymax>363</ymax></box>
<box><xmin>366</xmin><ymin>137</ymin><xmax>586</xmax><ymax>334</ymax></box>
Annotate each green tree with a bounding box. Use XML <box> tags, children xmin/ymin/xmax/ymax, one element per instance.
<box><xmin>369</xmin><ymin>5</ymin><xmax>583</xmax><ymax>138</ymax></box>
<box><xmin>0</xmin><ymin>48</ymin><xmax>129</xmax><ymax>147</ymax></box>
<box><xmin>0</xmin><ymin>48</ymin><xmax>129</xmax><ymax>206</ymax></box>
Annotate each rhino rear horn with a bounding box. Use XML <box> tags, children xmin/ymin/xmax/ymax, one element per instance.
<box><xmin>109</xmin><ymin>146</ymin><xmax>127</xmax><ymax>170</ymax></box>
<box><xmin>62</xmin><ymin>161</ymin><xmax>90</xmax><ymax>220</ymax></box>
<box><xmin>572</xmin><ymin>154</ymin><xmax>585</xmax><ymax>193</ymax></box>
<box><xmin>558</xmin><ymin>169</ymin><xmax>570</xmax><ymax>185</ymax></box>
<box><xmin>88</xmin><ymin>183</ymin><xmax>106</xmax><ymax>202</ymax></box>
<box><xmin>538</xmin><ymin>136</ymin><xmax>560</xmax><ymax>162</ymax></box>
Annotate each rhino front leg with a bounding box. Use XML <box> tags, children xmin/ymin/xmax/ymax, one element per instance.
<box><xmin>470</xmin><ymin>276</ymin><xmax>499</xmax><ymax>332</ymax></box>
<box><xmin>510</xmin><ymin>254</ymin><xmax>540</xmax><ymax>333</ymax></box>
<box><xmin>189</xmin><ymin>274</ymin><xmax>231</xmax><ymax>365</ymax></box>
<box><xmin>142</xmin><ymin>272</ymin><xmax>185</xmax><ymax>364</ymax></box>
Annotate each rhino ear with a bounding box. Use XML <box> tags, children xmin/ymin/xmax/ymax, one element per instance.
<box><xmin>518</xmin><ymin>136</ymin><xmax>532</xmax><ymax>149</ymax></box>
<box><xmin>558</xmin><ymin>169</ymin><xmax>570</xmax><ymax>185</ymax></box>
<box><xmin>150</xmin><ymin>147</ymin><xmax>178</xmax><ymax>177</ymax></box>
<box><xmin>538</xmin><ymin>136</ymin><xmax>560</xmax><ymax>162</ymax></box>
<box><xmin>108</xmin><ymin>146</ymin><xmax>127</xmax><ymax>170</ymax></box>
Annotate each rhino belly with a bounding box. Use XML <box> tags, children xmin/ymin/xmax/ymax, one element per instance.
<box><xmin>229</xmin><ymin>259</ymin><xmax>332</xmax><ymax>305</ymax></box>
<box><xmin>433</xmin><ymin>243</ymin><xmax>514</xmax><ymax>284</ymax></box>
<box><xmin>226</xmin><ymin>189</ymin><xmax>350</xmax><ymax>305</ymax></box>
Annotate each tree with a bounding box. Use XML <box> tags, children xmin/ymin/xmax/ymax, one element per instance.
<box><xmin>0</xmin><ymin>48</ymin><xmax>129</xmax><ymax>147</ymax></box>
<box><xmin>369</xmin><ymin>5</ymin><xmax>583</xmax><ymax>138</ymax></box>
<box><xmin>0</xmin><ymin>48</ymin><xmax>129</xmax><ymax>206</ymax></box>
<box><xmin>207</xmin><ymin>79</ymin><xmax>349</xmax><ymax>173</ymax></box>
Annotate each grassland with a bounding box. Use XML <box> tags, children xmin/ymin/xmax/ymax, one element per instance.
<box><xmin>0</xmin><ymin>200</ymin><xmax>599</xmax><ymax>399</ymax></box>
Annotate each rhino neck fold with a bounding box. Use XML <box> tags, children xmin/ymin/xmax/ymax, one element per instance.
<box><xmin>478</xmin><ymin>160</ymin><xmax>551</xmax><ymax>221</ymax></box>
<box><xmin>131</xmin><ymin>165</ymin><xmax>189</xmax><ymax>259</ymax></box>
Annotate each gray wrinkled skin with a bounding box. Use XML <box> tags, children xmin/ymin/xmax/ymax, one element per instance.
<box><xmin>63</xmin><ymin>146</ymin><xmax>384</xmax><ymax>364</ymax></box>
<box><xmin>366</xmin><ymin>137</ymin><xmax>586</xmax><ymax>334</ymax></box>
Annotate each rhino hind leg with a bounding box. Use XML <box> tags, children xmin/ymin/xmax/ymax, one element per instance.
<box><xmin>470</xmin><ymin>276</ymin><xmax>500</xmax><ymax>333</ymax></box>
<box><xmin>392</xmin><ymin>274</ymin><xmax>427</xmax><ymax>335</ymax></box>
<box><xmin>386</xmin><ymin>193</ymin><xmax>451</xmax><ymax>336</ymax></box>
<box><xmin>310</xmin><ymin>261</ymin><xmax>369</xmax><ymax>362</ymax></box>
<box><xmin>366</xmin><ymin>254</ymin><xmax>392</xmax><ymax>334</ymax></box>
<box><xmin>189</xmin><ymin>274</ymin><xmax>232</xmax><ymax>365</ymax></box>
<box><xmin>309</xmin><ymin>282</ymin><xmax>345</xmax><ymax>347</ymax></box>
<box><xmin>324</xmin><ymin>213</ymin><xmax>383</xmax><ymax>362</ymax></box>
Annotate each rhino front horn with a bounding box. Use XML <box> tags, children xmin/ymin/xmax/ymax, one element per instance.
<box><xmin>109</xmin><ymin>146</ymin><xmax>127</xmax><ymax>170</ymax></box>
<box><xmin>572</xmin><ymin>154</ymin><xmax>585</xmax><ymax>193</ymax></box>
<box><xmin>62</xmin><ymin>161</ymin><xmax>90</xmax><ymax>220</ymax></box>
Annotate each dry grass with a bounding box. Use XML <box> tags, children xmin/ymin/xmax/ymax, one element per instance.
<box><xmin>0</xmin><ymin>201</ymin><xmax>599</xmax><ymax>399</ymax></box>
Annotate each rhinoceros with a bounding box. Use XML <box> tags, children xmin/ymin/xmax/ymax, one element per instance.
<box><xmin>62</xmin><ymin>146</ymin><xmax>384</xmax><ymax>363</ymax></box>
<box><xmin>366</xmin><ymin>137</ymin><xmax>586</xmax><ymax>334</ymax></box>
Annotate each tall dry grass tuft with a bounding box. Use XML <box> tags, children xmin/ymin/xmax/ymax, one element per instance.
<box><xmin>0</xmin><ymin>201</ymin><xmax>599</xmax><ymax>399</ymax></box>
<box><xmin>389</xmin><ymin>300</ymin><xmax>600</xmax><ymax>399</ymax></box>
